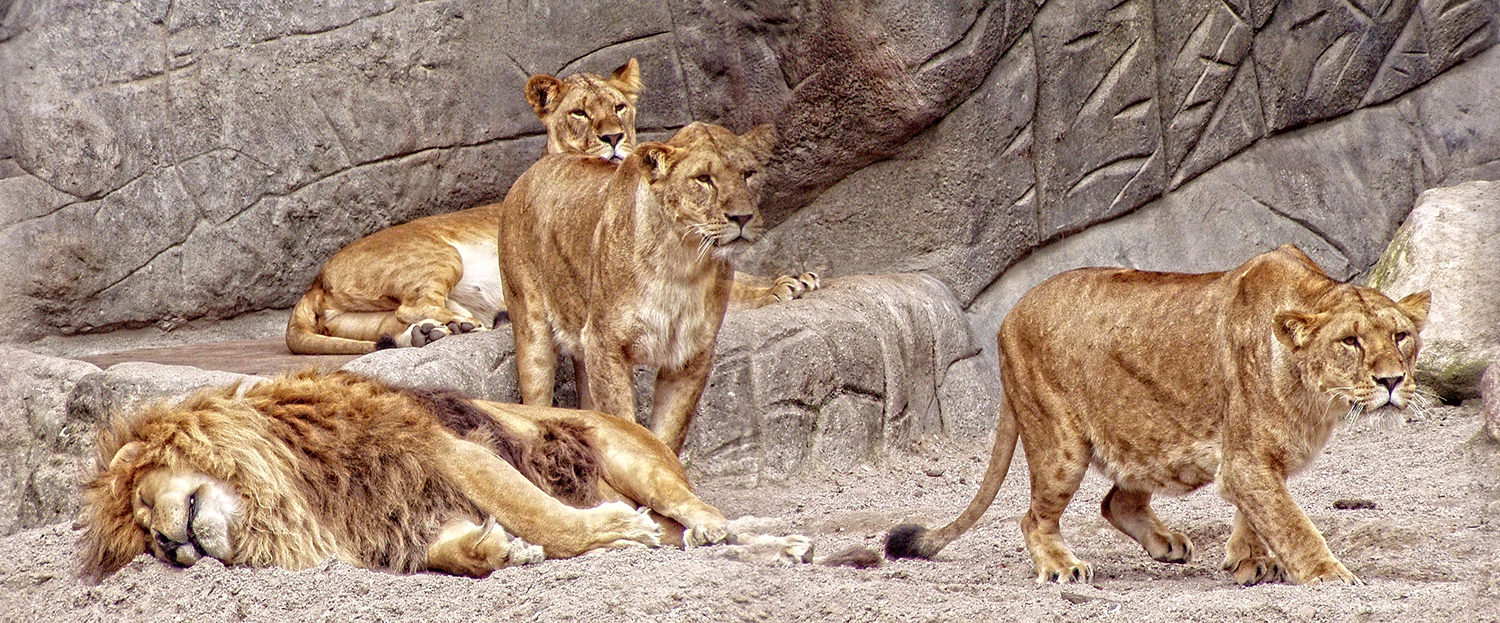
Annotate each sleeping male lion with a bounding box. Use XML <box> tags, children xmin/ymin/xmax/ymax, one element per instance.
<box><xmin>498</xmin><ymin>122</ymin><xmax>781</xmax><ymax>453</ymax></box>
<box><xmin>80</xmin><ymin>370</ymin><xmax>815</xmax><ymax>579</ymax></box>
<box><xmin>887</xmin><ymin>245</ymin><xmax>1431</xmax><ymax>586</ymax></box>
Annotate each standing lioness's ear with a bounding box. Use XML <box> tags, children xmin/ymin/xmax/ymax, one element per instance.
<box><xmin>610</xmin><ymin>58</ymin><xmax>643</xmax><ymax>103</ymax></box>
<box><xmin>526</xmin><ymin>74</ymin><xmax>565</xmax><ymax>117</ymax></box>
<box><xmin>1396</xmin><ymin>290</ymin><xmax>1431</xmax><ymax>330</ymax></box>
<box><xmin>741</xmin><ymin>123</ymin><xmax>777</xmax><ymax>162</ymax></box>
<box><xmin>634</xmin><ymin>142</ymin><xmax>679</xmax><ymax>182</ymax></box>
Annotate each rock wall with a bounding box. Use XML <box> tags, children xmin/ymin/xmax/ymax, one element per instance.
<box><xmin>2</xmin><ymin>0</ymin><xmax>1497</xmax><ymax>342</ymax></box>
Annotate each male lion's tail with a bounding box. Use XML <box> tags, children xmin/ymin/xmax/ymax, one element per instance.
<box><xmin>285</xmin><ymin>280</ymin><xmax>379</xmax><ymax>355</ymax></box>
<box><xmin>884</xmin><ymin>396</ymin><xmax>1020</xmax><ymax>560</ymax></box>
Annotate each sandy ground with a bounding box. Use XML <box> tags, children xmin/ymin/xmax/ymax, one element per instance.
<box><xmin>1</xmin><ymin>404</ymin><xmax>1496</xmax><ymax>623</ymax></box>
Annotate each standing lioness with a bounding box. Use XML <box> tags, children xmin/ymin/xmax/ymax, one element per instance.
<box><xmin>499</xmin><ymin>122</ymin><xmax>775</xmax><ymax>452</ymax></box>
<box><xmin>887</xmin><ymin>245</ymin><xmax>1431</xmax><ymax>586</ymax></box>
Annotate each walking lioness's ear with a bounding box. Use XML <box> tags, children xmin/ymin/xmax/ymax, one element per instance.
<box><xmin>634</xmin><ymin>142</ymin><xmax>680</xmax><ymax>183</ymax></box>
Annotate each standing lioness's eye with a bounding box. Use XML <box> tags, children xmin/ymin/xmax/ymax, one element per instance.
<box><xmin>1394</xmin><ymin>331</ymin><xmax>1409</xmax><ymax>342</ymax></box>
<box><xmin>1341</xmin><ymin>336</ymin><xmax>1359</xmax><ymax>347</ymax></box>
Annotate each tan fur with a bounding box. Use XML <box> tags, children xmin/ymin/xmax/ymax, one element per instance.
<box><xmin>886</xmin><ymin>245</ymin><xmax>1432</xmax><ymax>586</ymax></box>
<box><xmin>498</xmin><ymin>122</ymin><xmax>778</xmax><ymax>452</ymax></box>
<box><xmin>81</xmin><ymin>370</ymin><xmax>815</xmax><ymax>580</ymax></box>
<box><xmin>285</xmin><ymin>61</ymin><xmax>645</xmax><ymax>355</ymax></box>
<box><xmin>286</xmin><ymin>59</ymin><xmax>816</xmax><ymax>355</ymax></box>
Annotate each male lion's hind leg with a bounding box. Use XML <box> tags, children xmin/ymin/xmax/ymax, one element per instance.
<box><xmin>1101</xmin><ymin>485</ymin><xmax>1194</xmax><ymax>564</ymax></box>
<box><xmin>426</xmin><ymin>518</ymin><xmax>545</xmax><ymax>577</ymax></box>
<box><xmin>1222</xmin><ymin>511</ymin><xmax>1288</xmax><ymax>585</ymax></box>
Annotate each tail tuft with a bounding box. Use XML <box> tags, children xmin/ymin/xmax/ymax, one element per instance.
<box><xmin>375</xmin><ymin>335</ymin><xmax>399</xmax><ymax>350</ymax></box>
<box><xmin>819</xmin><ymin>546</ymin><xmax>883</xmax><ymax>568</ymax></box>
<box><xmin>885</xmin><ymin>524</ymin><xmax>934</xmax><ymax>559</ymax></box>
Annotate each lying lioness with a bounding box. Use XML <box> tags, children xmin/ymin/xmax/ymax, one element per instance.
<box><xmin>80</xmin><ymin>370</ymin><xmax>818</xmax><ymax>579</ymax></box>
<box><xmin>888</xmin><ymin>245</ymin><xmax>1431</xmax><ymax>585</ymax></box>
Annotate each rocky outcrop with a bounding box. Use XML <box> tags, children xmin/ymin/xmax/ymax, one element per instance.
<box><xmin>1366</xmin><ymin>181</ymin><xmax>1500</xmax><ymax>402</ymax></box>
<box><xmin>0</xmin><ymin>348</ymin><xmax>98</xmax><ymax>536</ymax></box>
<box><xmin>2</xmin><ymin>0</ymin><xmax>1496</xmax><ymax>343</ymax></box>
<box><xmin>345</xmin><ymin>275</ymin><xmax>999</xmax><ymax>482</ymax></box>
<box><xmin>0</xmin><ymin>354</ymin><xmax>264</xmax><ymax>537</ymax></box>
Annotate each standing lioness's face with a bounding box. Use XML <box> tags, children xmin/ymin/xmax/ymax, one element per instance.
<box><xmin>527</xmin><ymin>59</ymin><xmax>643</xmax><ymax>162</ymax></box>
<box><xmin>632</xmin><ymin>122</ymin><xmax>777</xmax><ymax>259</ymax></box>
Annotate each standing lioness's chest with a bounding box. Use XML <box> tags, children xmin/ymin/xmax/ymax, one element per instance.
<box><xmin>625</xmin><ymin>271</ymin><xmax>719</xmax><ymax>371</ymax></box>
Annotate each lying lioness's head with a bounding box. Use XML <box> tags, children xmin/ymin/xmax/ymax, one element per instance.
<box><xmin>632</xmin><ymin>122</ymin><xmax>776</xmax><ymax>259</ymax></box>
<box><xmin>1274</xmin><ymin>286</ymin><xmax>1431</xmax><ymax>412</ymax></box>
<box><xmin>526</xmin><ymin>59</ymin><xmax>643</xmax><ymax>162</ymax></box>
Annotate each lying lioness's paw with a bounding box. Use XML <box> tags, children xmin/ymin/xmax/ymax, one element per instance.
<box><xmin>399</xmin><ymin>320</ymin><xmax>451</xmax><ymax>347</ymax></box>
<box><xmin>770</xmin><ymin>272</ymin><xmax>821</xmax><ymax>302</ymax></box>
<box><xmin>445</xmin><ymin>318</ymin><xmax>486</xmax><ymax>335</ymax></box>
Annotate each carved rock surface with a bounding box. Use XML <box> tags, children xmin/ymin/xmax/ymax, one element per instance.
<box><xmin>344</xmin><ymin>275</ymin><xmax>999</xmax><ymax>481</ymax></box>
<box><xmin>1367</xmin><ymin>181</ymin><xmax>1500</xmax><ymax>402</ymax></box>
<box><xmin>966</xmin><ymin>44</ymin><xmax>1500</xmax><ymax>361</ymax></box>
<box><xmin>2</xmin><ymin>0</ymin><xmax>1496</xmax><ymax>342</ymax></box>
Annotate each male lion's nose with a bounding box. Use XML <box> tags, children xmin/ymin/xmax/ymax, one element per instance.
<box><xmin>601</xmin><ymin>133</ymin><xmax>624</xmax><ymax>148</ymax></box>
<box><xmin>727</xmin><ymin>214</ymin><xmax>753</xmax><ymax>229</ymax></box>
<box><xmin>1375</xmin><ymin>375</ymin><xmax>1404</xmax><ymax>391</ymax></box>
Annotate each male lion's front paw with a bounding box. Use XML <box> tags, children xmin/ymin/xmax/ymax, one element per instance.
<box><xmin>770</xmin><ymin>272</ymin><xmax>820</xmax><ymax>302</ymax></box>
<box><xmin>684</xmin><ymin>517</ymin><xmax>731</xmax><ymax>548</ymax></box>
<box><xmin>719</xmin><ymin>533</ymin><xmax>815</xmax><ymax>566</ymax></box>
<box><xmin>506</xmin><ymin>537</ymin><xmax>545</xmax><ymax>566</ymax></box>
<box><xmin>586</xmin><ymin>502</ymin><xmax>662</xmax><ymax>550</ymax></box>
<box><xmin>1224</xmin><ymin>555</ymin><xmax>1288</xmax><ymax>585</ymax></box>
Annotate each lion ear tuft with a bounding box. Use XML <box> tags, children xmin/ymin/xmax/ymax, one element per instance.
<box><xmin>1396</xmin><ymin>290</ymin><xmax>1431</xmax><ymax>330</ymax></box>
<box><xmin>609</xmin><ymin>58</ymin><xmax>643</xmax><ymax>103</ymax></box>
<box><xmin>741</xmin><ymin>123</ymin><xmax>777</xmax><ymax>162</ymax></box>
<box><xmin>525</xmin><ymin>74</ymin><xmax>566</xmax><ymax>117</ymax></box>
<box><xmin>1273</xmin><ymin>310</ymin><xmax>1320</xmax><ymax>350</ymax></box>
<box><xmin>634</xmin><ymin>142</ymin><xmax>679</xmax><ymax>182</ymax></box>
<box><xmin>108</xmin><ymin>441</ymin><xmax>145</xmax><ymax>472</ymax></box>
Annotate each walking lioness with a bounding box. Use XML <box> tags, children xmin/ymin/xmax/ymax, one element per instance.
<box><xmin>499</xmin><ymin>122</ymin><xmax>775</xmax><ymax>453</ymax></box>
<box><xmin>886</xmin><ymin>245</ymin><xmax>1431</xmax><ymax>586</ymax></box>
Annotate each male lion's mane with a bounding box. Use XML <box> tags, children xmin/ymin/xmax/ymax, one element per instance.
<box><xmin>81</xmin><ymin>371</ymin><xmax>601</xmax><ymax>580</ymax></box>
